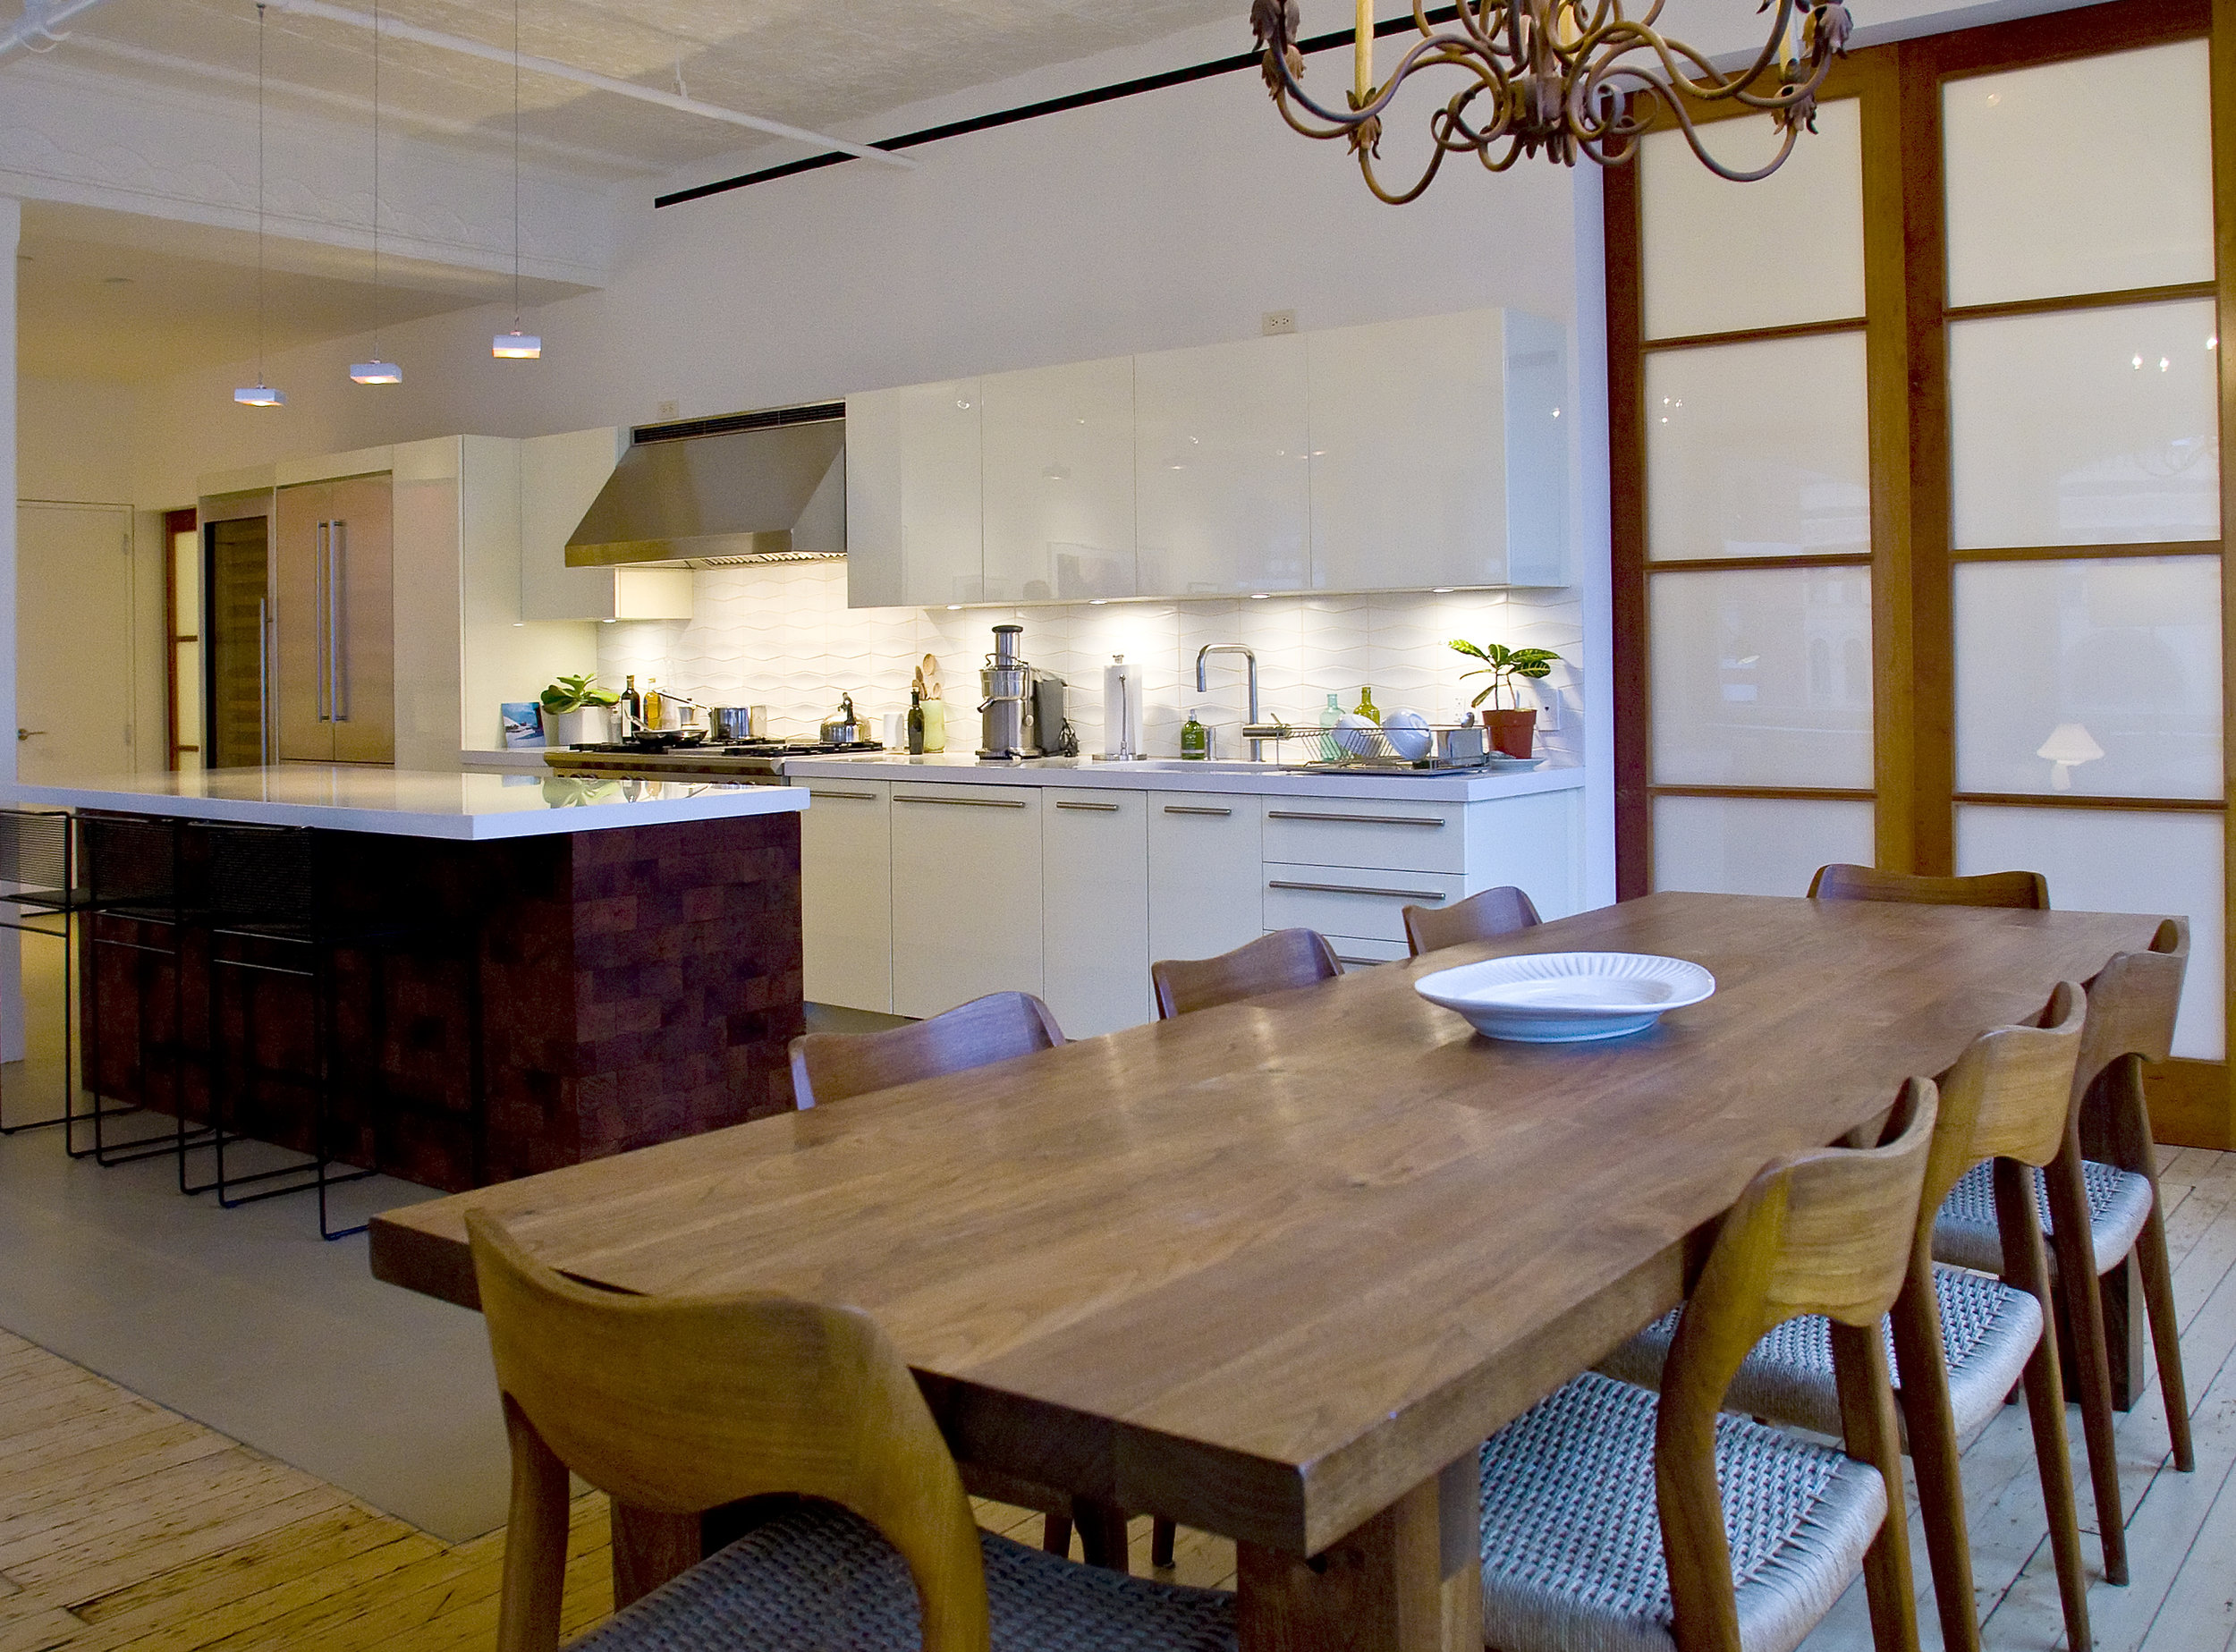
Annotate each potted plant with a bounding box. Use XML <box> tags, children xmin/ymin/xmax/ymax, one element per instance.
<box><xmin>538</xmin><ymin>673</ymin><xmax>620</xmax><ymax>748</ymax></box>
<box><xmin>1450</xmin><ymin>639</ymin><xmax>1563</xmax><ymax>758</ymax></box>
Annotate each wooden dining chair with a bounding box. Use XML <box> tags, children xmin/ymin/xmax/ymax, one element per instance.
<box><xmin>1931</xmin><ymin>917</ymin><xmax>2194</xmax><ymax>1588</ymax></box>
<box><xmin>790</xmin><ymin>991</ymin><xmax>1065</xmax><ymax>1109</ymax></box>
<box><xmin>791</xmin><ymin>990</ymin><xmax>1131</xmax><ymax>1570</ymax></box>
<box><xmin>1478</xmin><ymin>1079</ymin><xmax>1939</xmax><ymax>1652</ymax></box>
<box><xmin>1149</xmin><ymin>928</ymin><xmax>1340</xmax><ymax>1020</ymax></box>
<box><xmin>1808</xmin><ymin>862</ymin><xmax>2049</xmax><ymax>909</ymax></box>
<box><xmin>1401</xmin><ymin>885</ymin><xmax>1541</xmax><ymax>956</ymax></box>
<box><xmin>467</xmin><ymin>1209</ymin><xmax>1236</xmax><ymax>1652</ymax></box>
<box><xmin>1599</xmin><ymin>983</ymin><xmax>2094</xmax><ymax>1652</ymax></box>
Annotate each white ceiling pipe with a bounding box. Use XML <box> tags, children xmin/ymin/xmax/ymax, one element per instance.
<box><xmin>0</xmin><ymin>0</ymin><xmax>114</xmax><ymax>60</ymax></box>
<box><xmin>270</xmin><ymin>0</ymin><xmax>914</xmax><ymax>168</ymax></box>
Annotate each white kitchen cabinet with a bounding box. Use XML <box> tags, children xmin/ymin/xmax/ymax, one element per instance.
<box><xmin>980</xmin><ymin>357</ymin><xmax>1135</xmax><ymax>603</ymax></box>
<box><xmin>800</xmin><ymin>779</ymin><xmax>894</xmax><ymax>1012</ymax></box>
<box><xmin>1135</xmin><ymin>335</ymin><xmax>1309</xmax><ymax>595</ymax></box>
<box><xmin>1148</xmin><ymin>792</ymin><xmax>1264</xmax><ymax>969</ymax></box>
<box><xmin>846</xmin><ymin>379</ymin><xmax>985</xmax><ymax>609</ymax></box>
<box><xmin>890</xmin><ymin>783</ymin><xmax>1045</xmax><ymax>1017</ymax></box>
<box><xmin>1307</xmin><ymin>309</ymin><xmax>1571</xmax><ymax>591</ymax></box>
<box><xmin>1041</xmin><ymin>789</ymin><xmax>1152</xmax><ymax>1035</ymax></box>
<box><xmin>519</xmin><ymin>428</ymin><xmax>694</xmax><ymax>623</ymax></box>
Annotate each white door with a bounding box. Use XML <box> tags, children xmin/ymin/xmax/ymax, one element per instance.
<box><xmin>16</xmin><ymin>503</ymin><xmax>137</xmax><ymax>783</ymax></box>
<box><xmin>889</xmin><ymin>784</ymin><xmax>1044</xmax><ymax>1017</ymax></box>
<box><xmin>1042</xmin><ymin>788</ymin><xmax>1151</xmax><ymax>1036</ymax></box>
<box><xmin>800</xmin><ymin>780</ymin><xmax>894</xmax><ymax>1013</ymax></box>
<box><xmin>1147</xmin><ymin>792</ymin><xmax>1265</xmax><ymax>968</ymax></box>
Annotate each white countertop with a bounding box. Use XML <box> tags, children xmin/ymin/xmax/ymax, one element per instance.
<box><xmin>5</xmin><ymin>767</ymin><xmax>809</xmax><ymax>842</ymax></box>
<box><xmin>779</xmin><ymin>752</ymin><xmax>1585</xmax><ymax>802</ymax></box>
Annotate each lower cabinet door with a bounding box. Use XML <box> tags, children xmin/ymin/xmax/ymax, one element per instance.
<box><xmin>1042</xmin><ymin>790</ymin><xmax>1152</xmax><ymax>1037</ymax></box>
<box><xmin>891</xmin><ymin>784</ymin><xmax>1045</xmax><ymax>1018</ymax></box>
<box><xmin>1148</xmin><ymin>792</ymin><xmax>1265</xmax><ymax>970</ymax></box>
<box><xmin>799</xmin><ymin>781</ymin><xmax>893</xmax><ymax>1012</ymax></box>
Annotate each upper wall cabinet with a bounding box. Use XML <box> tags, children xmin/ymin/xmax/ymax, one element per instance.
<box><xmin>847</xmin><ymin>378</ymin><xmax>985</xmax><ymax>608</ymax></box>
<box><xmin>520</xmin><ymin>427</ymin><xmax>694</xmax><ymax>623</ymax></box>
<box><xmin>845</xmin><ymin>306</ymin><xmax>1570</xmax><ymax>607</ymax></box>
<box><xmin>1137</xmin><ymin>334</ymin><xmax>1309</xmax><ymax>596</ymax></box>
<box><xmin>1307</xmin><ymin>309</ymin><xmax>1570</xmax><ymax>591</ymax></box>
<box><xmin>980</xmin><ymin>357</ymin><xmax>1136</xmax><ymax>603</ymax></box>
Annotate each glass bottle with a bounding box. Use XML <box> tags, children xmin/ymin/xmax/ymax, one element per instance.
<box><xmin>1353</xmin><ymin>685</ymin><xmax>1380</xmax><ymax>721</ymax></box>
<box><xmin>1317</xmin><ymin>692</ymin><xmax>1342</xmax><ymax>761</ymax></box>
<box><xmin>1180</xmin><ymin>709</ymin><xmax>1209</xmax><ymax>760</ymax></box>
<box><xmin>642</xmin><ymin>677</ymin><xmax>664</xmax><ymax>729</ymax></box>
<box><xmin>620</xmin><ymin>674</ymin><xmax>642</xmax><ymax>737</ymax></box>
<box><xmin>906</xmin><ymin>687</ymin><xmax>926</xmax><ymax>756</ymax></box>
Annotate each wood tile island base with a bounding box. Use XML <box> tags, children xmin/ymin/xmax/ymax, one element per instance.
<box><xmin>12</xmin><ymin>767</ymin><xmax>809</xmax><ymax>1191</ymax></box>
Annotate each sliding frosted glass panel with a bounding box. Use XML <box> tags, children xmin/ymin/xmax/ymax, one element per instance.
<box><xmin>1957</xmin><ymin>805</ymin><xmax>2223</xmax><ymax>1059</ymax></box>
<box><xmin>1651</xmin><ymin>567</ymin><xmax>1873</xmax><ymax>788</ymax></box>
<box><xmin>1647</xmin><ymin>333</ymin><xmax>1868</xmax><ymax>561</ymax></box>
<box><xmin>1640</xmin><ymin>99</ymin><xmax>1863</xmax><ymax>341</ymax></box>
<box><xmin>1955</xmin><ymin>557</ymin><xmax>2221</xmax><ymax>799</ymax></box>
<box><xmin>1654</xmin><ymin>795</ymin><xmax>1875</xmax><ymax>898</ymax></box>
<box><xmin>1949</xmin><ymin>301</ymin><xmax>2220</xmax><ymax>548</ymax></box>
<box><xmin>1944</xmin><ymin>43</ymin><xmax>2214</xmax><ymax>309</ymax></box>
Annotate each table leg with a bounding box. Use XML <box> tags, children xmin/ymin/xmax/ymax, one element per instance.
<box><xmin>1235</xmin><ymin>1456</ymin><xmax>1480</xmax><ymax>1652</ymax></box>
<box><xmin>2100</xmin><ymin>1250</ymin><xmax>2146</xmax><ymax>1412</ymax></box>
<box><xmin>610</xmin><ymin>1503</ymin><xmax>701</xmax><ymax>1610</ymax></box>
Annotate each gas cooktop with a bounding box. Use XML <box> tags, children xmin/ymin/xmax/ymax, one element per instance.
<box><xmin>566</xmin><ymin>738</ymin><xmax>885</xmax><ymax>758</ymax></box>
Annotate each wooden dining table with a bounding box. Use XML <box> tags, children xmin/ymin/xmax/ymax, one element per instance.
<box><xmin>368</xmin><ymin>890</ymin><xmax>2168</xmax><ymax>1652</ymax></box>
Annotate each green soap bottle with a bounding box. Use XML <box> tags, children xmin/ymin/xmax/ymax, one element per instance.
<box><xmin>1180</xmin><ymin>709</ymin><xmax>1209</xmax><ymax>760</ymax></box>
<box><xmin>1353</xmin><ymin>685</ymin><xmax>1380</xmax><ymax>721</ymax></box>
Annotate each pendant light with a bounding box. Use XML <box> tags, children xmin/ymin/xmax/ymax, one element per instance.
<box><xmin>234</xmin><ymin>2</ymin><xmax>286</xmax><ymax>407</ymax></box>
<box><xmin>350</xmin><ymin>0</ymin><xmax>400</xmax><ymax>384</ymax></box>
<box><xmin>493</xmin><ymin>0</ymin><xmax>540</xmax><ymax>359</ymax></box>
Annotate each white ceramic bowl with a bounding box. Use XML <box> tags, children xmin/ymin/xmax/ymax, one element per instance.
<box><xmin>1333</xmin><ymin>711</ymin><xmax>1379</xmax><ymax>757</ymax></box>
<box><xmin>1380</xmin><ymin>708</ymin><xmax>1432</xmax><ymax>761</ymax></box>
<box><xmin>1413</xmin><ymin>951</ymin><xmax>1715</xmax><ymax>1043</ymax></box>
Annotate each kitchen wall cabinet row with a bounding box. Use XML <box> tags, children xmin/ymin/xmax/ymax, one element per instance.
<box><xmin>798</xmin><ymin>779</ymin><xmax>1583</xmax><ymax>1037</ymax></box>
<box><xmin>844</xmin><ymin>306</ymin><xmax>1571</xmax><ymax>609</ymax></box>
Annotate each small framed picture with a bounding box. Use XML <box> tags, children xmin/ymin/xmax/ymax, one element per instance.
<box><xmin>501</xmin><ymin>703</ymin><xmax>546</xmax><ymax>749</ymax></box>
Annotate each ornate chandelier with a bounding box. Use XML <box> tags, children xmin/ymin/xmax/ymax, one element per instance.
<box><xmin>1249</xmin><ymin>0</ymin><xmax>1851</xmax><ymax>196</ymax></box>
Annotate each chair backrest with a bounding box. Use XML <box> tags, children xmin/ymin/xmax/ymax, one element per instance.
<box><xmin>2073</xmin><ymin>918</ymin><xmax>2188</xmax><ymax>1170</ymax></box>
<box><xmin>469</xmin><ymin>1210</ymin><xmax>990</xmax><ymax>1652</ymax></box>
<box><xmin>1402</xmin><ymin>885</ymin><xmax>1542</xmax><ymax>957</ymax></box>
<box><xmin>1808</xmin><ymin>863</ymin><xmax>2049</xmax><ymax>909</ymax></box>
<box><xmin>1656</xmin><ymin>1079</ymin><xmax>1939</xmax><ymax>1651</ymax></box>
<box><xmin>790</xmin><ymin>991</ymin><xmax>1064</xmax><ymax>1109</ymax></box>
<box><xmin>1150</xmin><ymin>927</ymin><xmax>1341</xmax><ymax>1020</ymax></box>
<box><xmin>1924</xmin><ymin>981</ymin><xmax>2087</xmax><ymax>1198</ymax></box>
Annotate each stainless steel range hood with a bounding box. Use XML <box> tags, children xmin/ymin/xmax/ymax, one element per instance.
<box><xmin>564</xmin><ymin>403</ymin><xmax>845</xmax><ymax>568</ymax></box>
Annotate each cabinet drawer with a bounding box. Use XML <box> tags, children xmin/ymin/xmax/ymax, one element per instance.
<box><xmin>1263</xmin><ymin>863</ymin><xmax>1465</xmax><ymax>945</ymax></box>
<box><xmin>1260</xmin><ymin>801</ymin><xmax>1462</xmax><ymax>874</ymax></box>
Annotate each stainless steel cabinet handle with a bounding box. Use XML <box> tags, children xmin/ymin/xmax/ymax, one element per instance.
<box><xmin>257</xmin><ymin>597</ymin><xmax>270</xmax><ymax>765</ymax></box>
<box><xmin>808</xmin><ymin>789</ymin><xmax>879</xmax><ymax>801</ymax></box>
<box><xmin>314</xmin><ymin>521</ymin><xmax>330</xmax><ymax>722</ymax></box>
<box><xmin>329</xmin><ymin>520</ymin><xmax>349</xmax><ymax>722</ymax></box>
<box><xmin>1266</xmin><ymin>879</ymin><xmax>1447</xmax><ymax>901</ymax></box>
<box><xmin>1054</xmin><ymin>801</ymin><xmax>1121</xmax><ymax>811</ymax></box>
<box><xmin>1162</xmin><ymin>805</ymin><xmax>1232</xmax><ymax>817</ymax></box>
<box><xmin>1266</xmin><ymin>810</ymin><xmax>1444</xmax><ymax>827</ymax></box>
<box><xmin>894</xmin><ymin>794</ymin><xmax>1029</xmax><ymax>809</ymax></box>
<box><xmin>1334</xmin><ymin>954</ymin><xmax>1389</xmax><ymax>967</ymax></box>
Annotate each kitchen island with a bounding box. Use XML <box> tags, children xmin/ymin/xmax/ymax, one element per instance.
<box><xmin>5</xmin><ymin>767</ymin><xmax>809</xmax><ymax>1191</ymax></box>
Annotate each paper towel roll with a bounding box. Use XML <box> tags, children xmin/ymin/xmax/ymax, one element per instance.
<box><xmin>1103</xmin><ymin>656</ymin><xmax>1145</xmax><ymax>759</ymax></box>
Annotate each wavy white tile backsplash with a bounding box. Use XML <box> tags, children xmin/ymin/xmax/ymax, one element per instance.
<box><xmin>597</xmin><ymin>562</ymin><xmax>1584</xmax><ymax>766</ymax></box>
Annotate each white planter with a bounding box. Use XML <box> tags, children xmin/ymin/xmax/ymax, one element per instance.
<box><xmin>541</xmin><ymin>706</ymin><xmax>611</xmax><ymax>746</ymax></box>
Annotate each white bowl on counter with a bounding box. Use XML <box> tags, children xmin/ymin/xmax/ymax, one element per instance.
<box><xmin>1413</xmin><ymin>951</ymin><xmax>1715</xmax><ymax>1043</ymax></box>
<box><xmin>1380</xmin><ymin>708</ymin><xmax>1433</xmax><ymax>761</ymax></box>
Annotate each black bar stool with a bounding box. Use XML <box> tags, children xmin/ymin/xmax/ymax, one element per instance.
<box><xmin>0</xmin><ymin>805</ymin><xmax>84</xmax><ymax>1135</ymax></box>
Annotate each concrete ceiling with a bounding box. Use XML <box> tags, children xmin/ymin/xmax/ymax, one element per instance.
<box><xmin>14</xmin><ymin>200</ymin><xmax>585</xmax><ymax>382</ymax></box>
<box><xmin>39</xmin><ymin>0</ymin><xmax>1249</xmax><ymax>177</ymax></box>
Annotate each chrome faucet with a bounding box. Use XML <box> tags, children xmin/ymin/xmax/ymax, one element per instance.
<box><xmin>1196</xmin><ymin>643</ymin><xmax>1266</xmax><ymax>760</ymax></box>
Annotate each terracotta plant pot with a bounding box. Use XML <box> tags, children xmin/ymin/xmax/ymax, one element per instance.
<box><xmin>1483</xmin><ymin>707</ymin><xmax>1537</xmax><ymax>759</ymax></box>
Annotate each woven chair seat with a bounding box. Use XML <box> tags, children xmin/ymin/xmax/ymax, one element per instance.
<box><xmin>566</xmin><ymin>1501</ymin><xmax>1235</xmax><ymax>1652</ymax></box>
<box><xmin>1597</xmin><ymin>1267</ymin><xmax>2040</xmax><ymax>1446</ymax></box>
<box><xmin>1478</xmin><ymin>1370</ymin><xmax>1885</xmax><ymax>1652</ymax></box>
<box><xmin>1932</xmin><ymin>1158</ymin><xmax>2153</xmax><ymax>1279</ymax></box>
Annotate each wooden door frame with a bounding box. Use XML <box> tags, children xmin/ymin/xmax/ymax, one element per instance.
<box><xmin>161</xmin><ymin>505</ymin><xmax>197</xmax><ymax>770</ymax></box>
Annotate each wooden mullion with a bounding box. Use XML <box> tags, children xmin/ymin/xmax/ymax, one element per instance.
<box><xmin>1647</xmin><ymin>553</ymin><xmax>1874</xmax><ymax>575</ymax></box>
<box><xmin>1607</xmin><ymin>156</ymin><xmax>1653</xmax><ymax>901</ymax></box>
<box><xmin>1944</xmin><ymin>281</ymin><xmax>2218</xmax><ymax>323</ymax></box>
<box><xmin>1918</xmin><ymin>0</ymin><xmax>2208</xmax><ymax>80</ymax></box>
<box><xmin>1951</xmin><ymin>540</ymin><xmax>2223</xmax><ymax>563</ymax></box>
<box><xmin>1642</xmin><ymin>317</ymin><xmax>1868</xmax><ymax>353</ymax></box>
<box><xmin>1951</xmin><ymin>792</ymin><xmax>2226</xmax><ymax>813</ymax></box>
<box><xmin>162</xmin><ymin>506</ymin><xmax>195</xmax><ymax>773</ymax></box>
<box><xmin>1649</xmin><ymin>784</ymin><xmax>1877</xmax><ymax>803</ymax></box>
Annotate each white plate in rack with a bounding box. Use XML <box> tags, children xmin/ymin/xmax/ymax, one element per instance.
<box><xmin>1413</xmin><ymin>951</ymin><xmax>1716</xmax><ymax>1043</ymax></box>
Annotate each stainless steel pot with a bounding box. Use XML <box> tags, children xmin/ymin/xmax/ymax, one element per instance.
<box><xmin>711</xmin><ymin>707</ymin><xmax>763</xmax><ymax>741</ymax></box>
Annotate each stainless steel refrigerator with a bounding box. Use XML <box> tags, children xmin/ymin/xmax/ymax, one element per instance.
<box><xmin>273</xmin><ymin>475</ymin><xmax>394</xmax><ymax>765</ymax></box>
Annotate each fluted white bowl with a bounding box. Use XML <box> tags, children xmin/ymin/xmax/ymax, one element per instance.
<box><xmin>1381</xmin><ymin>708</ymin><xmax>1433</xmax><ymax>760</ymax></box>
<box><xmin>1414</xmin><ymin>951</ymin><xmax>1716</xmax><ymax>1043</ymax></box>
<box><xmin>1333</xmin><ymin>711</ymin><xmax>1379</xmax><ymax>757</ymax></box>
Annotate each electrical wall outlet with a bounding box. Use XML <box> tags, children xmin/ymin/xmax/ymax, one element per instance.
<box><xmin>1261</xmin><ymin>309</ymin><xmax>1298</xmax><ymax>336</ymax></box>
<box><xmin>1533</xmin><ymin>678</ymin><xmax>1563</xmax><ymax>731</ymax></box>
<box><xmin>656</xmin><ymin>399</ymin><xmax>680</xmax><ymax>420</ymax></box>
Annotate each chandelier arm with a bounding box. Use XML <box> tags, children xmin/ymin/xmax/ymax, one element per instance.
<box><xmin>1357</xmin><ymin>132</ymin><xmax>1455</xmax><ymax>203</ymax></box>
<box><xmin>1654</xmin><ymin>89</ymin><xmax>1803</xmax><ymax>181</ymax></box>
<box><xmin>1261</xmin><ymin>29</ymin><xmax>1492</xmax><ymax>128</ymax></box>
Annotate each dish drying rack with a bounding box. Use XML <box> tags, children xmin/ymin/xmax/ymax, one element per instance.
<box><xmin>1254</xmin><ymin>720</ymin><xmax>1529</xmax><ymax>775</ymax></box>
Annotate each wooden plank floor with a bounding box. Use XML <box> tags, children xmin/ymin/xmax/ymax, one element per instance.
<box><xmin>1</xmin><ymin>1149</ymin><xmax>2228</xmax><ymax>1651</ymax></box>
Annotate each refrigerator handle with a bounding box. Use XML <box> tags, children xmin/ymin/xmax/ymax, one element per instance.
<box><xmin>314</xmin><ymin>521</ymin><xmax>331</xmax><ymax>722</ymax></box>
<box><xmin>257</xmin><ymin>596</ymin><xmax>271</xmax><ymax>765</ymax></box>
<box><xmin>330</xmin><ymin>520</ymin><xmax>348</xmax><ymax>723</ymax></box>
